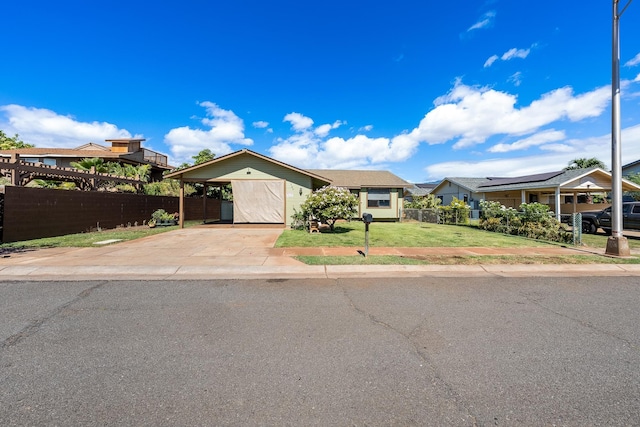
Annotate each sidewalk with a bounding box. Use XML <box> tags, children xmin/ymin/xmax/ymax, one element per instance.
<box><xmin>1</xmin><ymin>227</ymin><xmax>639</xmax><ymax>280</ymax></box>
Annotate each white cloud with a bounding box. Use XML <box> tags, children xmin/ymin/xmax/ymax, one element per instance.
<box><xmin>484</xmin><ymin>55</ymin><xmax>499</xmax><ymax>68</ymax></box>
<box><xmin>408</xmin><ymin>80</ymin><xmax>610</xmax><ymax>149</ymax></box>
<box><xmin>467</xmin><ymin>11</ymin><xmax>496</xmax><ymax>31</ymax></box>
<box><xmin>314</xmin><ymin>120</ymin><xmax>343</xmax><ymax>137</ymax></box>
<box><xmin>424</xmin><ymin>124</ymin><xmax>640</xmax><ymax>181</ymax></box>
<box><xmin>484</xmin><ymin>46</ymin><xmax>533</xmax><ymax>68</ymax></box>
<box><xmin>501</xmin><ymin>47</ymin><xmax>530</xmax><ymax>61</ymax></box>
<box><xmin>284</xmin><ymin>112</ymin><xmax>314</xmax><ymax>131</ymax></box>
<box><xmin>488</xmin><ymin>129</ymin><xmax>566</xmax><ymax>153</ymax></box>
<box><xmin>269</xmin><ymin>114</ymin><xmax>416</xmax><ymax>169</ymax></box>
<box><xmin>0</xmin><ymin>104</ymin><xmax>135</xmax><ymax>147</ymax></box>
<box><xmin>508</xmin><ymin>71</ymin><xmax>523</xmax><ymax>86</ymax></box>
<box><xmin>252</xmin><ymin>121</ymin><xmax>269</xmax><ymax>128</ymax></box>
<box><xmin>634</xmin><ymin>73</ymin><xmax>640</xmax><ymax>82</ymax></box>
<box><xmin>164</xmin><ymin>101</ymin><xmax>252</xmax><ymax>165</ymax></box>
<box><xmin>625</xmin><ymin>53</ymin><xmax>640</xmax><ymax>67</ymax></box>
<box><xmin>359</xmin><ymin>125</ymin><xmax>374</xmax><ymax>132</ymax></box>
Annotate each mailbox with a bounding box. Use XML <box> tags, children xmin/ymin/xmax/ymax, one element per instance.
<box><xmin>362</xmin><ymin>213</ymin><xmax>373</xmax><ymax>224</ymax></box>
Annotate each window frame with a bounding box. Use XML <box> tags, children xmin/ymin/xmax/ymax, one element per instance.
<box><xmin>367</xmin><ymin>188</ymin><xmax>391</xmax><ymax>209</ymax></box>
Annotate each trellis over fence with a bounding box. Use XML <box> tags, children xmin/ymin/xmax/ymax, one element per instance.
<box><xmin>0</xmin><ymin>154</ymin><xmax>144</xmax><ymax>191</ymax></box>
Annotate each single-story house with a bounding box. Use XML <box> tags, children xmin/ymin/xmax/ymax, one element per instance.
<box><xmin>164</xmin><ymin>149</ymin><xmax>409</xmax><ymax>227</ymax></box>
<box><xmin>431</xmin><ymin>168</ymin><xmax>640</xmax><ymax>219</ymax></box>
<box><xmin>0</xmin><ymin>138</ymin><xmax>172</xmax><ymax>181</ymax></box>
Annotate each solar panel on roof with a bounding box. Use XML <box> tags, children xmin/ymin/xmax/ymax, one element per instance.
<box><xmin>478</xmin><ymin>171</ymin><xmax>563</xmax><ymax>188</ymax></box>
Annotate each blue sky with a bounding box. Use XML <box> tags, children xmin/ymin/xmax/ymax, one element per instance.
<box><xmin>2</xmin><ymin>0</ymin><xmax>640</xmax><ymax>183</ymax></box>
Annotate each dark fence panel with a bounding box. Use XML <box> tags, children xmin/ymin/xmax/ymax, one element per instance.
<box><xmin>1</xmin><ymin>187</ymin><xmax>221</xmax><ymax>242</ymax></box>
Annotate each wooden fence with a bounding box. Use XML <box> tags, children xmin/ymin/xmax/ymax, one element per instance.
<box><xmin>0</xmin><ymin>186</ymin><xmax>221</xmax><ymax>242</ymax></box>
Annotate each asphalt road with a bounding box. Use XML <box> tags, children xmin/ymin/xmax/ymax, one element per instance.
<box><xmin>1</xmin><ymin>277</ymin><xmax>639</xmax><ymax>426</ymax></box>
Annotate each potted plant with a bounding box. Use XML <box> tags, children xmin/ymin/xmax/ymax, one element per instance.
<box><xmin>151</xmin><ymin>209</ymin><xmax>177</xmax><ymax>226</ymax></box>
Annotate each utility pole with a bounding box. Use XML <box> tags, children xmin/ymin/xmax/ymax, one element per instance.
<box><xmin>606</xmin><ymin>0</ymin><xmax>633</xmax><ymax>256</ymax></box>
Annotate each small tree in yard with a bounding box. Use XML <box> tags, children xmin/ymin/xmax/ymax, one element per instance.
<box><xmin>300</xmin><ymin>186</ymin><xmax>358</xmax><ymax>231</ymax></box>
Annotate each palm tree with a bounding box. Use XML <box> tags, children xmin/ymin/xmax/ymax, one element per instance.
<box><xmin>564</xmin><ymin>157</ymin><xmax>606</xmax><ymax>171</ymax></box>
<box><xmin>70</xmin><ymin>157</ymin><xmax>108</xmax><ymax>173</ymax></box>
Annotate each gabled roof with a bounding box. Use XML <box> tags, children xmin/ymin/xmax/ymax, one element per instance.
<box><xmin>164</xmin><ymin>149</ymin><xmax>332</xmax><ymax>183</ymax></box>
<box><xmin>75</xmin><ymin>143</ymin><xmax>111</xmax><ymax>151</ymax></box>
<box><xmin>623</xmin><ymin>159</ymin><xmax>640</xmax><ymax>170</ymax></box>
<box><xmin>406</xmin><ymin>183</ymin><xmax>437</xmax><ymax>196</ymax></box>
<box><xmin>307</xmin><ymin>169</ymin><xmax>409</xmax><ymax>189</ymax></box>
<box><xmin>432</xmin><ymin>177</ymin><xmax>488</xmax><ymax>194</ymax></box>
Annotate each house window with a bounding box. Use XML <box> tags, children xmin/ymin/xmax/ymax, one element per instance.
<box><xmin>367</xmin><ymin>188</ymin><xmax>390</xmax><ymax>208</ymax></box>
<box><xmin>23</xmin><ymin>157</ymin><xmax>39</xmax><ymax>163</ymax></box>
<box><xmin>42</xmin><ymin>158</ymin><xmax>56</xmax><ymax>166</ymax></box>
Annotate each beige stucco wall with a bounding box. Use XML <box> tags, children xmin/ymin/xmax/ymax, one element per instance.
<box><xmin>359</xmin><ymin>188</ymin><xmax>402</xmax><ymax>221</ymax></box>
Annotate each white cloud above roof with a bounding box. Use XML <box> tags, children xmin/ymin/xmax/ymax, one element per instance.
<box><xmin>0</xmin><ymin>104</ymin><xmax>134</xmax><ymax>148</ymax></box>
<box><xmin>409</xmin><ymin>80</ymin><xmax>610</xmax><ymax>149</ymax></box>
<box><xmin>284</xmin><ymin>112</ymin><xmax>314</xmax><ymax>131</ymax></box>
<box><xmin>488</xmin><ymin>129</ymin><xmax>566</xmax><ymax>153</ymax></box>
<box><xmin>164</xmin><ymin>101</ymin><xmax>253</xmax><ymax>165</ymax></box>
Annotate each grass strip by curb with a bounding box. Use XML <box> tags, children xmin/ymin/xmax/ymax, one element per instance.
<box><xmin>295</xmin><ymin>254</ymin><xmax>640</xmax><ymax>265</ymax></box>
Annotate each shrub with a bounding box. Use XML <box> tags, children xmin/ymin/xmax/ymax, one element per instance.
<box><xmin>439</xmin><ymin>197</ymin><xmax>471</xmax><ymax>225</ymax></box>
<box><xmin>298</xmin><ymin>186</ymin><xmax>358</xmax><ymax>231</ymax></box>
<box><xmin>478</xmin><ymin>200</ymin><xmax>573</xmax><ymax>243</ymax></box>
<box><xmin>404</xmin><ymin>194</ymin><xmax>442</xmax><ymax>209</ymax></box>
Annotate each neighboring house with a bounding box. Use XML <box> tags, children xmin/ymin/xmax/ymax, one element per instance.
<box><xmin>164</xmin><ymin>149</ymin><xmax>409</xmax><ymax>227</ymax></box>
<box><xmin>623</xmin><ymin>159</ymin><xmax>640</xmax><ymax>177</ymax></box>
<box><xmin>404</xmin><ymin>183</ymin><xmax>438</xmax><ymax>201</ymax></box>
<box><xmin>431</xmin><ymin>168</ymin><xmax>640</xmax><ymax>219</ymax></box>
<box><xmin>0</xmin><ymin>138</ymin><xmax>172</xmax><ymax>181</ymax></box>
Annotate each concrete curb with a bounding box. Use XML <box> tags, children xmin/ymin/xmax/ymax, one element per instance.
<box><xmin>1</xmin><ymin>263</ymin><xmax>639</xmax><ymax>281</ymax></box>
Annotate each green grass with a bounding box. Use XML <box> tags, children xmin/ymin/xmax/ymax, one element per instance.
<box><xmin>0</xmin><ymin>221</ymin><xmax>200</xmax><ymax>250</ymax></box>
<box><xmin>580</xmin><ymin>231</ymin><xmax>640</xmax><ymax>250</ymax></box>
<box><xmin>296</xmin><ymin>254</ymin><xmax>640</xmax><ymax>265</ymax></box>
<box><xmin>277</xmin><ymin>221</ymin><xmax>558</xmax><ymax>248</ymax></box>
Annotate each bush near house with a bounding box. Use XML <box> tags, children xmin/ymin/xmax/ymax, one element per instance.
<box><xmin>296</xmin><ymin>186</ymin><xmax>359</xmax><ymax>232</ymax></box>
<box><xmin>404</xmin><ymin>197</ymin><xmax>470</xmax><ymax>225</ymax></box>
<box><xmin>438</xmin><ymin>197</ymin><xmax>471</xmax><ymax>225</ymax></box>
<box><xmin>479</xmin><ymin>200</ymin><xmax>573</xmax><ymax>243</ymax></box>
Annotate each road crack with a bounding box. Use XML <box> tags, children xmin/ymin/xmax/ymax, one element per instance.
<box><xmin>337</xmin><ymin>279</ymin><xmax>479</xmax><ymax>426</ymax></box>
<box><xmin>1</xmin><ymin>281</ymin><xmax>108</xmax><ymax>350</ymax></box>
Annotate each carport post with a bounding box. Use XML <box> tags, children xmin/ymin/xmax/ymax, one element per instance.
<box><xmin>202</xmin><ymin>182</ymin><xmax>207</xmax><ymax>224</ymax></box>
<box><xmin>179</xmin><ymin>180</ymin><xmax>185</xmax><ymax>228</ymax></box>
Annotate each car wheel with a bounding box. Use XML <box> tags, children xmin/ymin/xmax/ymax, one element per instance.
<box><xmin>582</xmin><ymin>221</ymin><xmax>596</xmax><ymax>234</ymax></box>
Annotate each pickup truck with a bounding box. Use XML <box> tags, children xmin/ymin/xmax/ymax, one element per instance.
<box><xmin>580</xmin><ymin>201</ymin><xmax>640</xmax><ymax>234</ymax></box>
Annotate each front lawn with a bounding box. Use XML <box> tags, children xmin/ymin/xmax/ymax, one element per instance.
<box><xmin>0</xmin><ymin>221</ymin><xmax>200</xmax><ymax>250</ymax></box>
<box><xmin>276</xmin><ymin>221</ymin><xmax>557</xmax><ymax>248</ymax></box>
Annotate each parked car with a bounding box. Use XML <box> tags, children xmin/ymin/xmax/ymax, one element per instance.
<box><xmin>580</xmin><ymin>202</ymin><xmax>640</xmax><ymax>234</ymax></box>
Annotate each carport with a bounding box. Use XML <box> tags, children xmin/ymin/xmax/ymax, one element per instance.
<box><xmin>164</xmin><ymin>149</ymin><xmax>331</xmax><ymax>227</ymax></box>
